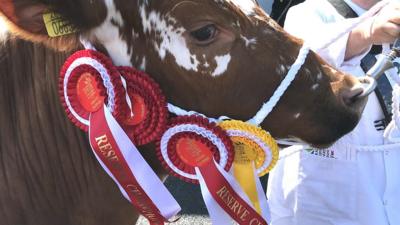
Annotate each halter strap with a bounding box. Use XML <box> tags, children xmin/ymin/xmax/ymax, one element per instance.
<box><xmin>168</xmin><ymin>0</ymin><xmax>390</xmax><ymax>127</ymax></box>
<box><xmin>248</xmin><ymin>45</ymin><xmax>310</xmax><ymax>125</ymax></box>
<box><xmin>166</xmin><ymin>44</ymin><xmax>311</xmax><ymax>126</ymax></box>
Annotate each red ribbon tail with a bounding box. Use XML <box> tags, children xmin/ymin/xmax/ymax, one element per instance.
<box><xmin>89</xmin><ymin>105</ymin><xmax>167</xmax><ymax>224</ymax></box>
<box><xmin>198</xmin><ymin>161</ymin><xmax>268</xmax><ymax>225</ymax></box>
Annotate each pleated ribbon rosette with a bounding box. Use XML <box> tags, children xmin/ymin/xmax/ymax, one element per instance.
<box><xmin>220</xmin><ymin>120</ymin><xmax>279</xmax><ymax>222</ymax></box>
<box><xmin>59</xmin><ymin>49</ymin><xmax>273</xmax><ymax>225</ymax></box>
<box><xmin>59</xmin><ymin>50</ymin><xmax>180</xmax><ymax>225</ymax></box>
<box><xmin>157</xmin><ymin>116</ymin><xmax>270</xmax><ymax>225</ymax></box>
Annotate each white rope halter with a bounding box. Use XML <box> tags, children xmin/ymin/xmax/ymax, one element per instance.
<box><xmin>168</xmin><ymin>44</ymin><xmax>311</xmax><ymax>126</ymax></box>
<box><xmin>170</xmin><ymin>0</ymin><xmax>391</xmax><ymax>126</ymax></box>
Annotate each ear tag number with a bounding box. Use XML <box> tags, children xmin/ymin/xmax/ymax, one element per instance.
<box><xmin>43</xmin><ymin>12</ymin><xmax>77</xmax><ymax>37</ymax></box>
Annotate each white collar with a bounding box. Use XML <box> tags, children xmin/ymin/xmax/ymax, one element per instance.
<box><xmin>343</xmin><ymin>0</ymin><xmax>367</xmax><ymax>15</ymax></box>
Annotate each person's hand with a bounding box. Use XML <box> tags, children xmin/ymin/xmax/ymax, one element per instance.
<box><xmin>368</xmin><ymin>3</ymin><xmax>400</xmax><ymax>44</ymax></box>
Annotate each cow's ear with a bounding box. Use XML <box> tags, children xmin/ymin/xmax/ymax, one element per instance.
<box><xmin>0</xmin><ymin>0</ymin><xmax>48</xmax><ymax>35</ymax></box>
<box><xmin>0</xmin><ymin>0</ymin><xmax>80</xmax><ymax>51</ymax></box>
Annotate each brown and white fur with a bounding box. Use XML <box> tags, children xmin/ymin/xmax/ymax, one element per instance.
<box><xmin>0</xmin><ymin>0</ymin><xmax>367</xmax><ymax>224</ymax></box>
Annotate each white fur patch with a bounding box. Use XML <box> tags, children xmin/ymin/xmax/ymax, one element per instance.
<box><xmin>317</xmin><ymin>72</ymin><xmax>323</xmax><ymax>80</ymax></box>
<box><xmin>241</xmin><ymin>35</ymin><xmax>257</xmax><ymax>47</ymax></box>
<box><xmin>304</xmin><ymin>68</ymin><xmax>311</xmax><ymax>76</ymax></box>
<box><xmin>140</xmin><ymin>57</ymin><xmax>147</xmax><ymax>70</ymax></box>
<box><xmin>92</xmin><ymin>0</ymin><xmax>133</xmax><ymax>66</ymax></box>
<box><xmin>276</xmin><ymin>64</ymin><xmax>286</xmax><ymax>75</ymax></box>
<box><xmin>311</xmin><ymin>84</ymin><xmax>319</xmax><ymax>90</ymax></box>
<box><xmin>140</xmin><ymin>6</ymin><xmax>200</xmax><ymax>72</ymax></box>
<box><xmin>212</xmin><ymin>54</ymin><xmax>232</xmax><ymax>77</ymax></box>
<box><xmin>280</xmin><ymin>65</ymin><xmax>285</xmax><ymax>73</ymax></box>
<box><xmin>224</xmin><ymin>0</ymin><xmax>257</xmax><ymax>15</ymax></box>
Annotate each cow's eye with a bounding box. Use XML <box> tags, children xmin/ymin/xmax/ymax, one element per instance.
<box><xmin>190</xmin><ymin>24</ymin><xmax>218</xmax><ymax>45</ymax></box>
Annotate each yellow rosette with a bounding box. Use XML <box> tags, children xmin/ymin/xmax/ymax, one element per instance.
<box><xmin>219</xmin><ymin>120</ymin><xmax>279</xmax><ymax>218</ymax></box>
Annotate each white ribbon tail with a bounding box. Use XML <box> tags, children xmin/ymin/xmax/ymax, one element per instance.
<box><xmin>253</xmin><ymin>163</ymin><xmax>271</xmax><ymax>223</ymax></box>
<box><xmin>93</xmin><ymin>107</ymin><xmax>181</xmax><ymax>219</ymax></box>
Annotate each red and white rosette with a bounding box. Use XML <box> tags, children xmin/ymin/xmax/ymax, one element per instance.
<box><xmin>118</xmin><ymin>67</ymin><xmax>168</xmax><ymax>146</ymax></box>
<box><xmin>59</xmin><ymin>50</ymin><xmax>128</xmax><ymax>131</ymax></box>
<box><xmin>59</xmin><ymin>50</ymin><xmax>181</xmax><ymax>224</ymax></box>
<box><xmin>157</xmin><ymin>116</ymin><xmax>269</xmax><ymax>225</ymax></box>
<box><xmin>157</xmin><ymin>116</ymin><xmax>233</xmax><ymax>183</ymax></box>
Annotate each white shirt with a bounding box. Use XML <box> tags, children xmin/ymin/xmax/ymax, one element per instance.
<box><xmin>267</xmin><ymin>1</ymin><xmax>400</xmax><ymax>225</ymax></box>
<box><xmin>343</xmin><ymin>0</ymin><xmax>367</xmax><ymax>15</ymax></box>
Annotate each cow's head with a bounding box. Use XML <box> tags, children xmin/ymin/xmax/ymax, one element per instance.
<box><xmin>0</xmin><ymin>0</ymin><xmax>367</xmax><ymax>147</ymax></box>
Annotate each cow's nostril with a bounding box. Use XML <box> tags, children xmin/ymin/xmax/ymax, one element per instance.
<box><xmin>342</xmin><ymin>86</ymin><xmax>364</xmax><ymax>105</ymax></box>
<box><xmin>342</xmin><ymin>76</ymin><xmax>377</xmax><ymax>105</ymax></box>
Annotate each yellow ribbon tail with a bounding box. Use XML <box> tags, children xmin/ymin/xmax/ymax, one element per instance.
<box><xmin>233</xmin><ymin>161</ymin><xmax>262</xmax><ymax>214</ymax></box>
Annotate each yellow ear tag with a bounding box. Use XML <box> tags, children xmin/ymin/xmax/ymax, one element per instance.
<box><xmin>43</xmin><ymin>12</ymin><xmax>77</xmax><ymax>37</ymax></box>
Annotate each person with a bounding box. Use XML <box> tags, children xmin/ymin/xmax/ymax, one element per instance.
<box><xmin>266</xmin><ymin>1</ymin><xmax>400</xmax><ymax>225</ymax></box>
<box><xmin>258</xmin><ymin>0</ymin><xmax>306</xmax><ymax>26</ymax></box>
<box><xmin>270</xmin><ymin>0</ymin><xmax>305</xmax><ymax>26</ymax></box>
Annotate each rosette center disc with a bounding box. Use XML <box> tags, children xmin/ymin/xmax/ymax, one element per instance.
<box><xmin>76</xmin><ymin>73</ymin><xmax>105</xmax><ymax>112</ymax></box>
<box><xmin>176</xmin><ymin>138</ymin><xmax>213</xmax><ymax>167</ymax></box>
<box><xmin>232</xmin><ymin>138</ymin><xmax>259</xmax><ymax>165</ymax></box>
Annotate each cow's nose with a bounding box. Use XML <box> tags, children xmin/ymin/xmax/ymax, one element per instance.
<box><xmin>340</xmin><ymin>75</ymin><xmax>377</xmax><ymax>105</ymax></box>
<box><xmin>341</xmin><ymin>85</ymin><xmax>365</xmax><ymax>105</ymax></box>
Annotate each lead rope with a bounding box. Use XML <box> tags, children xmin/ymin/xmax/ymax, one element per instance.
<box><xmin>384</xmin><ymin>83</ymin><xmax>400</xmax><ymax>143</ymax></box>
<box><xmin>315</xmin><ymin>0</ymin><xmax>389</xmax><ymax>50</ymax></box>
<box><xmin>385</xmin><ymin>55</ymin><xmax>400</xmax><ymax>143</ymax></box>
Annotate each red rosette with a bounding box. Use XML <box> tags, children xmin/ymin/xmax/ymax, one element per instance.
<box><xmin>59</xmin><ymin>50</ymin><xmax>128</xmax><ymax>131</ymax></box>
<box><xmin>156</xmin><ymin>115</ymin><xmax>234</xmax><ymax>184</ymax></box>
<box><xmin>118</xmin><ymin>67</ymin><xmax>168</xmax><ymax>146</ymax></box>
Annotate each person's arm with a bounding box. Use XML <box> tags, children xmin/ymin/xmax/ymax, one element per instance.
<box><xmin>285</xmin><ymin>2</ymin><xmax>400</xmax><ymax>69</ymax></box>
<box><xmin>345</xmin><ymin>3</ymin><xmax>400</xmax><ymax>60</ymax></box>
<box><xmin>345</xmin><ymin>22</ymin><xmax>372</xmax><ymax>60</ymax></box>
<box><xmin>284</xmin><ymin>3</ymin><xmax>354</xmax><ymax>69</ymax></box>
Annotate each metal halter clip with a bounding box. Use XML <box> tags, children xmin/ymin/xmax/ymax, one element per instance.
<box><xmin>358</xmin><ymin>39</ymin><xmax>400</xmax><ymax>98</ymax></box>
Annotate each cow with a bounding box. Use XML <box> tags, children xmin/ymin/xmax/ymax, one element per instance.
<box><xmin>0</xmin><ymin>0</ymin><xmax>367</xmax><ymax>224</ymax></box>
